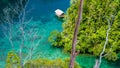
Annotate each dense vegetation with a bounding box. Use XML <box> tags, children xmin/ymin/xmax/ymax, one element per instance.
<box><xmin>24</xmin><ymin>58</ymin><xmax>80</xmax><ymax>68</ymax></box>
<box><xmin>6</xmin><ymin>51</ymin><xmax>21</xmax><ymax>68</ymax></box>
<box><xmin>49</xmin><ymin>0</ymin><xmax>120</xmax><ymax>61</ymax></box>
<box><xmin>5</xmin><ymin>51</ymin><xmax>80</xmax><ymax>68</ymax></box>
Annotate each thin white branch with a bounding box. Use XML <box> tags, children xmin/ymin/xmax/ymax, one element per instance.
<box><xmin>1</xmin><ymin>0</ymin><xmax>41</xmax><ymax>67</ymax></box>
<box><xmin>94</xmin><ymin>18</ymin><xmax>111</xmax><ymax>68</ymax></box>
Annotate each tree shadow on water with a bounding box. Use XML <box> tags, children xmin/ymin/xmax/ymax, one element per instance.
<box><xmin>54</xmin><ymin>15</ymin><xmax>64</xmax><ymax>22</ymax></box>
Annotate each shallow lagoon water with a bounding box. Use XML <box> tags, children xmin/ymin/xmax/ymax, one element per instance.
<box><xmin>0</xmin><ymin>0</ymin><xmax>120</xmax><ymax>68</ymax></box>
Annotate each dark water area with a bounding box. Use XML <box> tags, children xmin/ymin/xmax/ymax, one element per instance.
<box><xmin>0</xmin><ymin>0</ymin><xmax>28</xmax><ymax>23</ymax></box>
<box><xmin>0</xmin><ymin>0</ymin><xmax>17</xmax><ymax>13</ymax></box>
<box><xmin>26</xmin><ymin>0</ymin><xmax>69</xmax><ymax>21</ymax></box>
<box><xmin>0</xmin><ymin>0</ymin><xmax>120</xmax><ymax>68</ymax></box>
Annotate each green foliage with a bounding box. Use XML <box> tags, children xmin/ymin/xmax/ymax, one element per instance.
<box><xmin>105</xmin><ymin>50</ymin><xmax>118</xmax><ymax>61</ymax></box>
<box><xmin>70</xmin><ymin>0</ymin><xmax>78</xmax><ymax>4</ymax></box>
<box><xmin>48</xmin><ymin>30</ymin><xmax>62</xmax><ymax>47</ymax></box>
<box><xmin>5</xmin><ymin>51</ymin><xmax>80</xmax><ymax>68</ymax></box>
<box><xmin>5</xmin><ymin>51</ymin><xmax>21</xmax><ymax>68</ymax></box>
<box><xmin>50</xmin><ymin>0</ymin><xmax>120</xmax><ymax>61</ymax></box>
<box><xmin>24</xmin><ymin>58</ymin><xmax>81</xmax><ymax>68</ymax></box>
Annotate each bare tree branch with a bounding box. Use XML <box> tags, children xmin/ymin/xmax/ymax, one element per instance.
<box><xmin>1</xmin><ymin>0</ymin><xmax>40</xmax><ymax>67</ymax></box>
<box><xmin>93</xmin><ymin>17</ymin><xmax>113</xmax><ymax>68</ymax></box>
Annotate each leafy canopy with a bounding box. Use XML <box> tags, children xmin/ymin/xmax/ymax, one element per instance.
<box><xmin>49</xmin><ymin>0</ymin><xmax>120</xmax><ymax>61</ymax></box>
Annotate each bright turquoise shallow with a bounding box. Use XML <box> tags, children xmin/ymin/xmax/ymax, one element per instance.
<box><xmin>0</xmin><ymin>0</ymin><xmax>120</xmax><ymax>68</ymax></box>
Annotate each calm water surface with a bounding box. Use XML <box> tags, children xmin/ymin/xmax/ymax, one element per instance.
<box><xmin>0</xmin><ymin>0</ymin><xmax>120</xmax><ymax>68</ymax></box>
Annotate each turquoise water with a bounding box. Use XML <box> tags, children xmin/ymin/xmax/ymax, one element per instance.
<box><xmin>0</xmin><ymin>0</ymin><xmax>120</xmax><ymax>68</ymax></box>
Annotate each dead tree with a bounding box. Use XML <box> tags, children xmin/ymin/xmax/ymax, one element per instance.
<box><xmin>69</xmin><ymin>0</ymin><xmax>84</xmax><ymax>68</ymax></box>
<box><xmin>1</xmin><ymin>0</ymin><xmax>40</xmax><ymax>67</ymax></box>
<box><xmin>93</xmin><ymin>15</ymin><xmax>115</xmax><ymax>68</ymax></box>
<box><xmin>2</xmin><ymin>7</ymin><xmax>14</xmax><ymax>49</ymax></box>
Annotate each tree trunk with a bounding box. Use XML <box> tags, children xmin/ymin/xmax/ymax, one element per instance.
<box><xmin>69</xmin><ymin>0</ymin><xmax>84</xmax><ymax>68</ymax></box>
